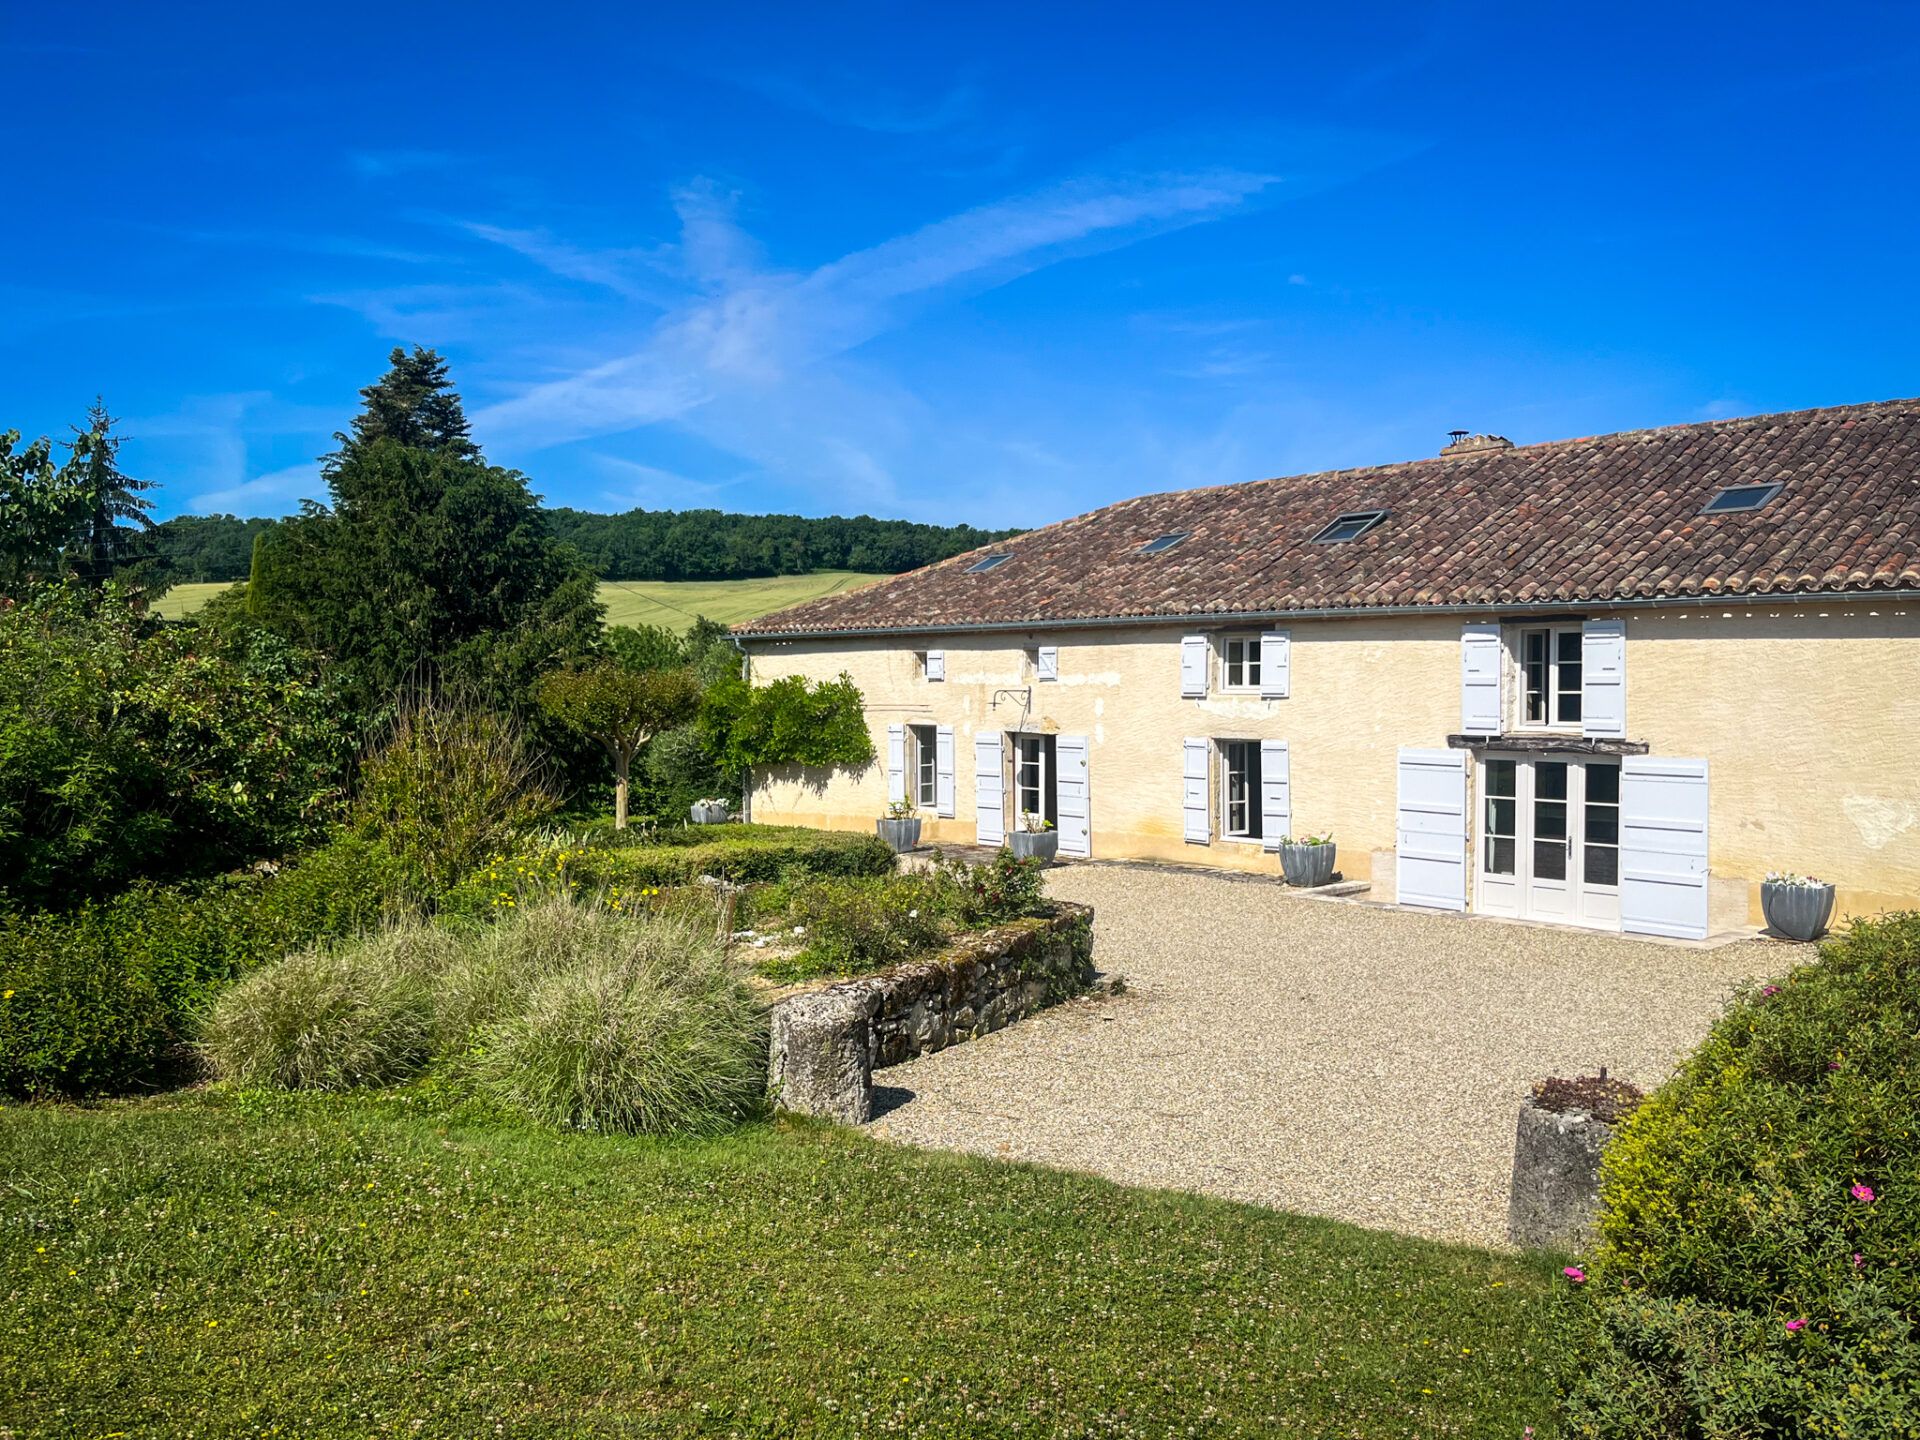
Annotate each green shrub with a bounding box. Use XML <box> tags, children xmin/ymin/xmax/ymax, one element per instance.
<box><xmin>934</xmin><ymin>847</ymin><xmax>1049</xmax><ymax>926</ymax></box>
<box><xmin>200</xmin><ymin>923</ymin><xmax>459</xmax><ymax>1090</ymax></box>
<box><xmin>0</xmin><ymin>835</ymin><xmax>391</xmax><ymax>1097</ymax></box>
<box><xmin>352</xmin><ymin>694</ymin><xmax>558</xmax><ymax>906</ymax></box>
<box><xmin>767</xmin><ymin>873</ymin><xmax>952</xmax><ymax>980</ymax></box>
<box><xmin>200</xmin><ymin>895</ymin><xmax>766</xmax><ymax>1137</ymax></box>
<box><xmin>1561</xmin><ymin>913</ymin><xmax>1920</xmax><ymax>1437</ymax></box>
<box><xmin>473</xmin><ymin>909</ymin><xmax>765</xmax><ymax>1134</ymax></box>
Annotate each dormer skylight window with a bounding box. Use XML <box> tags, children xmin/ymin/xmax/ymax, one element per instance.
<box><xmin>1139</xmin><ymin>531</ymin><xmax>1190</xmax><ymax>554</ymax></box>
<box><xmin>966</xmin><ymin>553</ymin><xmax>1013</xmax><ymax>574</ymax></box>
<box><xmin>1700</xmin><ymin>482</ymin><xmax>1784</xmax><ymax>515</ymax></box>
<box><xmin>1309</xmin><ymin>509</ymin><xmax>1389</xmax><ymax>544</ymax></box>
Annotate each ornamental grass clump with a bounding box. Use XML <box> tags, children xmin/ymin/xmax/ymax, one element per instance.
<box><xmin>473</xmin><ymin>908</ymin><xmax>765</xmax><ymax>1134</ymax></box>
<box><xmin>202</xmin><ymin>920</ymin><xmax>460</xmax><ymax>1091</ymax></box>
<box><xmin>1558</xmin><ymin>912</ymin><xmax>1920</xmax><ymax>1437</ymax></box>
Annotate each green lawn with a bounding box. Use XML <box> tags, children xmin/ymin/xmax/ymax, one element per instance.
<box><xmin>3</xmin><ymin>1094</ymin><xmax>1563</xmax><ymax>1437</ymax></box>
<box><xmin>150</xmin><ymin>571</ymin><xmax>884</xmax><ymax>630</ymax></box>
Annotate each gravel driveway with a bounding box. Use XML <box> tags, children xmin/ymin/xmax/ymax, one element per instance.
<box><xmin>868</xmin><ymin>865</ymin><xmax>1805</xmax><ymax>1247</ymax></box>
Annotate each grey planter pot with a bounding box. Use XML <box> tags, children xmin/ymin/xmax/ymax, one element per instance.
<box><xmin>1008</xmin><ymin>830</ymin><xmax>1060</xmax><ymax>863</ymax></box>
<box><xmin>1762</xmin><ymin>881</ymin><xmax>1836</xmax><ymax>942</ymax></box>
<box><xmin>1508</xmin><ymin>1101</ymin><xmax>1614</xmax><ymax>1249</ymax></box>
<box><xmin>875</xmin><ymin>816</ymin><xmax>923</xmax><ymax>853</ymax></box>
<box><xmin>1280</xmin><ymin>841</ymin><xmax>1336</xmax><ymax>887</ymax></box>
<box><xmin>690</xmin><ymin>802</ymin><xmax>730</xmax><ymax>825</ymax></box>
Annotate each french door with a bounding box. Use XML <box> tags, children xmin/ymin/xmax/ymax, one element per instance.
<box><xmin>1475</xmin><ymin>755</ymin><xmax>1621</xmax><ymax>930</ymax></box>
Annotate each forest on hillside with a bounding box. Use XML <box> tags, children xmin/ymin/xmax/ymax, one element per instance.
<box><xmin>152</xmin><ymin>506</ymin><xmax>1019</xmax><ymax>583</ymax></box>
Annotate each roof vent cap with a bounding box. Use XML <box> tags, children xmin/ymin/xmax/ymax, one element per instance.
<box><xmin>1441</xmin><ymin>432</ymin><xmax>1515</xmax><ymax>455</ymax></box>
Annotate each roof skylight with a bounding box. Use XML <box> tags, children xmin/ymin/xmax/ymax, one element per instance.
<box><xmin>1139</xmin><ymin>531</ymin><xmax>1190</xmax><ymax>554</ymax></box>
<box><xmin>1308</xmin><ymin>509</ymin><xmax>1389</xmax><ymax>544</ymax></box>
<box><xmin>1700</xmin><ymin>482</ymin><xmax>1784</xmax><ymax>515</ymax></box>
<box><xmin>966</xmin><ymin>553</ymin><xmax>1013</xmax><ymax>574</ymax></box>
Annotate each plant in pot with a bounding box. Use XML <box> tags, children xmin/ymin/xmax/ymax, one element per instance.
<box><xmin>1278</xmin><ymin>831</ymin><xmax>1337</xmax><ymax>887</ymax></box>
<box><xmin>690</xmin><ymin>795</ymin><xmax>731</xmax><ymax>825</ymax></box>
<box><xmin>1761</xmin><ymin>870</ymin><xmax>1837</xmax><ymax>941</ymax></box>
<box><xmin>876</xmin><ymin>797</ymin><xmax>923</xmax><ymax>853</ymax></box>
<box><xmin>1008</xmin><ymin>811</ymin><xmax>1059</xmax><ymax>863</ymax></box>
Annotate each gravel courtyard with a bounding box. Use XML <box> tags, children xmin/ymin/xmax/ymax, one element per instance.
<box><xmin>868</xmin><ymin>864</ymin><xmax>1806</xmax><ymax>1247</ymax></box>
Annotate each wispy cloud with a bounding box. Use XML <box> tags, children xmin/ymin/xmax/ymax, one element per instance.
<box><xmin>195</xmin><ymin>460</ymin><xmax>324</xmax><ymax>514</ymax></box>
<box><xmin>591</xmin><ymin>453</ymin><xmax>737</xmax><ymax>509</ymax></box>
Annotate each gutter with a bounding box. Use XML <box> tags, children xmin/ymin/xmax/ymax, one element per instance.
<box><xmin>733</xmin><ymin>586</ymin><xmax>1917</xmax><ymax>645</ymax></box>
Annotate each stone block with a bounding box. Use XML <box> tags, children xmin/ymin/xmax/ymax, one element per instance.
<box><xmin>1507</xmin><ymin>1101</ymin><xmax>1613</xmax><ymax>1249</ymax></box>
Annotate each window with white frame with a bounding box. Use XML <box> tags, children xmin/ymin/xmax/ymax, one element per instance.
<box><xmin>907</xmin><ymin>724</ymin><xmax>938</xmax><ymax>809</ymax></box>
<box><xmin>1517</xmin><ymin>625</ymin><xmax>1583</xmax><ymax>727</ymax></box>
<box><xmin>1218</xmin><ymin>739</ymin><xmax>1263</xmax><ymax>840</ymax></box>
<box><xmin>1220</xmin><ymin>635</ymin><xmax>1262</xmax><ymax>692</ymax></box>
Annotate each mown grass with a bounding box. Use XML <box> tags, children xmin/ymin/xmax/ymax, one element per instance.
<box><xmin>150</xmin><ymin>574</ymin><xmax>887</xmax><ymax>631</ymax></box>
<box><xmin>3</xmin><ymin>1094</ymin><xmax>1563</xmax><ymax>1437</ymax></box>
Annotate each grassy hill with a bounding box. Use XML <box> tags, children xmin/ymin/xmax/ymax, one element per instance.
<box><xmin>149</xmin><ymin>571</ymin><xmax>884</xmax><ymax>631</ymax></box>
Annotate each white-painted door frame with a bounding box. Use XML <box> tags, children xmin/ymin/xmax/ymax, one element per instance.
<box><xmin>1473</xmin><ymin>752</ymin><xmax>1623</xmax><ymax>931</ymax></box>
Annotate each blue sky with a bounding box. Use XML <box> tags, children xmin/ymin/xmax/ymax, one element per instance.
<box><xmin>6</xmin><ymin>3</ymin><xmax>1918</xmax><ymax>528</ymax></box>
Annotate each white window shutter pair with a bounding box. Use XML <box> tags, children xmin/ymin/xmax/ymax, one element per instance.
<box><xmin>934</xmin><ymin>726</ymin><xmax>956</xmax><ymax>817</ymax></box>
<box><xmin>886</xmin><ymin>724</ymin><xmax>906</xmax><ymax>804</ymax></box>
<box><xmin>1179</xmin><ymin>635</ymin><xmax>1208</xmax><ymax>697</ymax></box>
<box><xmin>1259</xmin><ymin>739</ymin><xmax>1290</xmax><ymax>849</ymax></box>
<box><xmin>1259</xmin><ymin>632</ymin><xmax>1290</xmax><ymax>698</ymax></box>
<box><xmin>925</xmin><ymin>649</ymin><xmax>945</xmax><ymax>682</ymax></box>
<box><xmin>1037</xmin><ymin>645</ymin><xmax>1059</xmax><ymax>681</ymax></box>
<box><xmin>1581</xmin><ymin>619</ymin><xmax>1627</xmax><ymax>738</ymax></box>
<box><xmin>1181</xmin><ymin>738</ymin><xmax>1211</xmax><ymax>843</ymax></box>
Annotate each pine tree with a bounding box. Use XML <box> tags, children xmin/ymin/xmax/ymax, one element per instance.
<box><xmin>326</xmin><ymin>346</ymin><xmax>480</xmax><ymax>475</ymax></box>
<box><xmin>64</xmin><ymin>400</ymin><xmax>157</xmax><ymax>589</ymax></box>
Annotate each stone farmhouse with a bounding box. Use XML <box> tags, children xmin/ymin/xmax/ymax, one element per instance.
<box><xmin>735</xmin><ymin>400</ymin><xmax>1920</xmax><ymax>938</ymax></box>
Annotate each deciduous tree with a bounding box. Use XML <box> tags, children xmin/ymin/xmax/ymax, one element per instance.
<box><xmin>536</xmin><ymin>663</ymin><xmax>700</xmax><ymax>828</ymax></box>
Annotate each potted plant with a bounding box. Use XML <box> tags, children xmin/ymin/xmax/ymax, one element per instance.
<box><xmin>1008</xmin><ymin>811</ymin><xmax>1059</xmax><ymax>863</ymax></box>
<box><xmin>1762</xmin><ymin>870</ymin><xmax>1837</xmax><ymax>941</ymax></box>
<box><xmin>1279</xmin><ymin>831</ymin><xmax>1337</xmax><ymax>887</ymax></box>
<box><xmin>876</xmin><ymin>797</ymin><xmax>923</xmax><ymax>853</ymax></box>
<box><xmin>690</xmin><ymin>796</ymin><xmax>731</xmax><ymax>825</ymax></box>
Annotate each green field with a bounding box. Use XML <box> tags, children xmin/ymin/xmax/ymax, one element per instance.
<box><xmin>150</xmin><ymin>571</ymin><xmax>883</xmax><ymax>629</ymax></box>
<box><xmin>4</xmin><ymin>1093</ymin><xmax>1561</xmax><ymax>1436</ymax></box>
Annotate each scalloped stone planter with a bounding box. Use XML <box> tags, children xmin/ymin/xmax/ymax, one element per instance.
<box><xmin>690</xmin><ymin>802</ymin><xmax>730</xmax><ymax>825</ymax></box>
<box><xmin>1762</xmin><ymin>881</ymin><xmax>1836</xmax><ymax>942</ymax></box>
<box><xmin>1280</xmin><ymin>842</ymin><xmax>1337</xmax><ymax>887</ymax></box>
<box><xmin>1008</xmin><ymin>831</ymin><xmax>1059</xmax><ymax>863</ymax></box>
<box><xmin>875</xmin><ymin>816</ymin><xmax>923</xmax><ymax>853</ymax></box>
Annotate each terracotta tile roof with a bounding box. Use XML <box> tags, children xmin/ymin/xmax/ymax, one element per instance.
<box><xmin>737</xmin><ymin>399</ymin><xmax>1920</xmax><ymax>637</ymax></box>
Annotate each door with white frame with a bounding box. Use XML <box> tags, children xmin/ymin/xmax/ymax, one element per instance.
<box><xmin>1475</xmin><ymin>754</ymin><xmax>1622</xmax><ymax>930</ymax></box>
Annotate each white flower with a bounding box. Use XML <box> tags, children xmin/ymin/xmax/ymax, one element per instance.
<box><xmin>908</xmin><ymin>908</ymin><xmax>920</xmax><ymax>919</ymax></box>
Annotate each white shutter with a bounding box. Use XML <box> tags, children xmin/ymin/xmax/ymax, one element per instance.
<box><xmin>886</xmin><ymin>724</ymin><xmax>906</xmax><ymax>805</ymax></box>
<box><xmin>925</xmin><ymin>649</ymin><xmax>945</xmax><ymax>682</ymax></box>
<box><xmin>1621</xmin><ymin>757</ymin><xmax>1709</xmax><ymax>939</ymax></box>
<box><xmin>1179</xmin><ymin>635</ymin><xmax>1208</xmax><ymax>698</ymax></box>
<box><xmin>1056</xmin><ymin>735</ymin><xmax>1090</xmax><ymax>857</ymax></box>
<box><xmin>1260</xmin><ymin>631</ymin><xmax>1291</xmax><ymax>699</ymax></box>
<box><xmin>1582</xmin><ymin>619</ymin><xmax>1627</xmax><ymax>738</ymax></box>
<box><xmin>1037</xmin><ymin>645</ymin><xmax>1059</xmax><ymax>681</ymax></box>
<box><xmin>935</xmin><ymin>725</ymin><xmax>956</xmax><ymax>817</ymax></box>
<box><xmin>973</xmin><ymin>732</ymin><xmax>1005</xmax><ymax>846</ymax></box>
<box><xmin>1259</xmin><ymin>739</ymin><xmax>1291</xmax><ymax>850</ymax></box>
<box><xmin>1396</xmin><ymin>747</ymin><xmax>1467</xmax><ymax>911</ymax></box>
<box><xmin>1460</xmin><ymin>623</ymin><xmax>1502</xmax><ymax>735</ymax></box>
<box><xmin>1182</xmin><ymin>738</ymin><xmax>1211</xmax><ymax>844</ymax></box>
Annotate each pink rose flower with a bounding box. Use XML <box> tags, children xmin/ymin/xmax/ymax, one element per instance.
<box><xmin>1563</xmin><ymin>1266</ymin><xmax>1586</xmax><ymax>1284</ymax></box>
<box><xmin>1851</xmin><ymin>1184</ymin><xmax>1876</xmax><ymax>1203</ymax></box>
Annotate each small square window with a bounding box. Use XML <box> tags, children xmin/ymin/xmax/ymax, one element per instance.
<box><xmin>1139</xmin><ymin>531</ymin><xmax>1190</xmax><ymax>554</ymax></box>
<box><xmin>1220</xmin><ymin>635</ymin><xmax>1262</xmax><ymax>691</ymax></box>
<box><xmin>1700</xmin><ymin>483</ymin><xmax>1783</xmax><ymax>514</ymax></box>
<box><xmin>1309</xmin><ymin>509</ymin><xmax>1388</xmax><ymax>544</ymax></box>
<box><xmin>966</xmin><ymin>553</ymin><xmax>1013</xmax><ymax>573</ymax></box>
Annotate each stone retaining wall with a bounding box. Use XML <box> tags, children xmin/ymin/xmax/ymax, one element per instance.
<box><xmin>768</xmin><ymin>902</ymin><xmax>1094</xmax><ymax>1123</ymax></box>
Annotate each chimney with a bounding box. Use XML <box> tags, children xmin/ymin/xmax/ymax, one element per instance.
<box><xmin>1442</xmin><ymin>431</ymin><xmax>1516</xmax><ymax>456</ymax></box>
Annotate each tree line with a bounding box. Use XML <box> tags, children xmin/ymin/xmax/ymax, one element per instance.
<box><xmin>152</xmin><ymin>501</ymin><xmax>1018</xmax><ymax>584</ymax></box>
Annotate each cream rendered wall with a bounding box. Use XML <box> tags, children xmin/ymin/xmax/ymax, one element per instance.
<box><xmin>746</xmin><ymin>601</ymin><xmax>1920</xmax><ymax>927</ymax></box>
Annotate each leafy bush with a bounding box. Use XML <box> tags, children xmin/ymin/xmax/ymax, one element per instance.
<box><xmin>0</xmin><ymin>834</ymin><xmax>391</xmax><ymax>1097</ymax></box>
<box><xmin>202</xmin><ymin>895</ymin><xmax>765</xmax><ymax>1136</ymax></box>
<box><xmin>767</xmin><ymin>873</ymin><xmax>953</xmax><ymax>980</ymax></box>
<box><xmin>0</xmin><ymin>583</ymin><xmax>352</xmax><ymax>904</ymax></box>
<box><xmin>474</xmin><ymin>909</ymin><xmax>765</xmax><ymax>1134</ymax></box>
<box><xmin>1560</xmin><ymin>913</ymin><xmax>1920</xmax><ymax>1437</ymax></box>
<box><xmin>934</xmin><ymin>847</ymin><xmax>1049</xmax><ymax>926</ymax></box>
<box><xmin>352</xmin><ymin>693</ymin><xmax>558</xmax><ymax>906</ymax></box>
<box><xmin>199</xmin><ymin>924</ymin><xmax>459</xmax><ymax>1090</ymax></box>
<box><xmin>698</xmin><ymin>671</ymin><xmax>874</xmax><ymax>772</ymax></box>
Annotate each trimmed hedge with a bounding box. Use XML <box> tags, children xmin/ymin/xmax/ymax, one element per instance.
<box><xmin>0</xmin><ymin>835</ymin><xmax>391</xmax><ymax>1097</ymax></box>
<box><xmin>1561</xmin><ymin>912</ymin><xmax>1920</xmax><ymax>1437</ymax></box>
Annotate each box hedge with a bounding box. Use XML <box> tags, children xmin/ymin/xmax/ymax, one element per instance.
<box><xmin>1559</xmin><ymin>912</ymin><xmax>1920</xmax><ymax>1437</ymax></box>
